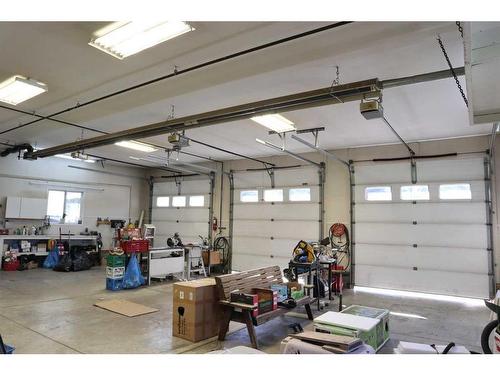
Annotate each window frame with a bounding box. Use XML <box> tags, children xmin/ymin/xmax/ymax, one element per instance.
<box><xmin>289</xmin><ymin>187</ymin><xmax>312</xmax><ymax>202</ymax></box>
<box><xmin>156</xmin><ymin>196</ymin><xmax>170</xmax><ymax>207</ymax></box>
<box><xmin>240</xmin><ymin>190</ymin><xmax>259</xmax><ymax>203</ymax></box>
<box><xmin>263</xmin><ymin>188</ymin><xmax>284</xmax><ymax>202</ymax></box>
<box><xmin>189</xmin><ymin>195</ymin><xmax>205</xmax><ymax>207</ymax></box>
<box><xmin>400</xmin><ymin>185</ymin><xmax>430</xmax><ymax>201</ymax></box>
<box><xmin>47</xmin><ymin>189</ymin><xmax>83</xmax><ymax>225</ymax></box>
<box><xmin>439</xmin><ymin>183</ymin><xmax>472</xmax><ymax>200</ymax></box>
<box><xmin>171</xmin><ymin>195</ymin><xmax>187</xmax><ymax>207</ymax></box>
<box><xmin>364</xmin><ymin>186</ymin><xmax>393</xmax><ymax>202</ymax></box>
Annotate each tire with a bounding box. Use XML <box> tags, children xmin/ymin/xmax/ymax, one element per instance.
<box><xmin>481</xmin><ymin>319</ymin><xmax>499</xmax><ymax>354</ymax></box>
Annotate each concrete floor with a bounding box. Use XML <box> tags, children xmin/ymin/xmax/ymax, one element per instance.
<box><xmin>0</xmin><ymin>267</ymin><xmax>491</xmax><ymax>354</ymax></box>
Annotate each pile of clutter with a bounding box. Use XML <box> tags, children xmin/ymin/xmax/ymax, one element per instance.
<box><xmin>105</xmin><ymin>248</ymin><xmax>145</xmax><ymax>291</ymax></box>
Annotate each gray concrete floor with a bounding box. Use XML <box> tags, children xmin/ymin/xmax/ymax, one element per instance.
<box><xmin>0</xmin><ymin>267</ymin><xmax>491</xmax><ymax>354</ymax></box>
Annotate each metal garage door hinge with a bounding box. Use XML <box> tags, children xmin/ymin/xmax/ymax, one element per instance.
<box><xmin>413</xmin><ymin>244</ymin><xmax>418</xmax><ymax>248</ymax></box>
<box><xmin>487</xmin><ymin>248</ymin><xmax>493</xmax><ymax>252</ymax></box>
<box><xmin>412</xmin><ymin>221</ymin><xmax>417</xmax><ymax>225</ymax></box>
<box><xmin>412</xmin><ymin>267</ymin><xmax>418</xmax><ymax>271</ymax></box>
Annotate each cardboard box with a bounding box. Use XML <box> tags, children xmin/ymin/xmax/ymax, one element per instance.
<box><xmin>172</xmin><ymin>278</ymin><xmax>220</xmax><ymax>342</ymax></box>
<box><xmin>271</xmin><ymin>284</ymin><xmax>288</xmax><ymax>303</ymax></box>
<box><xmin>202</xmin><ymin>250</ymin><xmax>221</xmax><ymax>265</ymax></box>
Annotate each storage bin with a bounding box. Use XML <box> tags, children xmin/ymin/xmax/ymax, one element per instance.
<box><xmin>106</xmin><ymin>266</ymin><xmax>125</xmax><ymax>279</ymax></box>
<box><xmin>120</xmin><ymin>240</ymin><xmax>149</xmax><ymax>254</ymax></box>
<box><xmin>106</xmin><ymin>255</ymin><xmax>126</xmax><ymax>268</ymax></box>
<box><xmin>106</xmin><ymin>278</ymin><xmax>123</xmax><ymax>291</ymax></box>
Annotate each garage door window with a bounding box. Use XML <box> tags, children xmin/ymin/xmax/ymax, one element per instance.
<box><xmin>172</xmin><ymin>196</ymin><xmax>186</xmax><ymax>207</ymax></box>
<box><xmin>264</xmin><ymin>189</ymin><xmax>283</xmax><ymax>202</ymax></box>
<box><xmin>439</xmin><ymin>183</ymin><xmax>472</xmax><ymax>200</ymax></box>
<box><xmin>156</xmin><ymin>196</ymin><xmax>170</xmax><ymax>207</ymax></box>
<box><xmin>400</xmin><ymin>185</ymin><xmax>430</xmax><ymax>200</ymax></box>
<box><xmin>240</xmin><ymin>190</ymin><xmax>258</xmax><ymax>202</ymax></box>
<box><xmin>189</xmin><ymin>195</ymin><xmax>205</xmax><ymax>207</ymax></box>
<box><xmin>365</xmin><ymin>186</ymin><xmax>392</xmax><ymax>201</ymax></box>
<box><xmin>289</xmin><ymin>188</ymin><xmax>311</xmax><ymax>201</ymax></box>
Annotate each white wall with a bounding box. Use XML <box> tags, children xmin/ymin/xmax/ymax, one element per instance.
<box><xmin>0</xmin><ymin>154</ymin><xmax>149</xmax><ymax>249</ymax></box>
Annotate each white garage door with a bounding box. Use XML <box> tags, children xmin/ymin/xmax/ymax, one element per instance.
<box><xmin>353</xmin><ymin>156</ymin><xmax>492</xmax><ymax>298</ymax></box>
<box><xmin>231</xmin><ymin>166</ymin><xmax>322</xmax><ymax>271</ymax></box>
<box><xmin>152</xmin><ymin>178</ymin><xmax>212</xmax><ymax>246</ymax></box>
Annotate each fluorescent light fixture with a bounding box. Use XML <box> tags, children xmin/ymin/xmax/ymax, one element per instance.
<box><xmin>353</xmin><ymin>286</ymin><xmax>484</xmax><ymax>307</ymax></box>
<box><xmin>89</xmin><ymin>21</ymin><xmax>194</xmax><ymax>59</ymax></box>
<box><xmin>54</xmin><ymin>154</ymin><xmax>96</xmax><ymax>163</ymax></box>
<box><xmin>115</xmin><ymin>140</ymin><xmax>158</xmax><ymax>152</ymax></box>
<box><xmin>0</xmin><ymin>75</ymin><xmax>47</xmax><ymax>105</ymax></box>
<box><xmin>251</xmin><ymin>114</ymin><xmax>295</xmax><ymax>133</ymax></box>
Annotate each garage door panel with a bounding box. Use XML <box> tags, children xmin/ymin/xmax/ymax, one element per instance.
<box><xmin>233</xmin><ymin>203</ymin><xmax>318</xmax><ymax>220</ymax></box>
<box><xmin>355</xmin><ymin>264</ymin><xmax>489</xmax><ymax>298</ymax></box>
<box><xmin>233</xmin><ymin>220</ymin><xmax>318</xmax><ymax>240</ymax></box>
<box><xmin>355</xmin><ymin>244</ymin><xmax>488</xmax><ymax>273</ymax></box>
<box><xmin>154</xmin><ymin>180</ymin><xmax>210</xmax><ymax>195</ymax></box>
<box><xmin>233</xmin><ymin>237</ymin><xmax>298</xmax><ymax>258</ymax></box>
<box><xmin>152</xmin><ymin>208</ymin><xmax>209</xmax><ymax>222</ymax></box>
<box><xmin>233</xmin><ymin>167</ymin><xmax>319</xmax><ymax>188</ymax></box>
<box><xmin>356</xmin><ymin>223</ymin><xmax>487</xmax><ymax>248</ymax></box>
<box><xmin>417</xmin><ymin>159</ymin><xmax>485</xmax><ymax>181</ymax></box>
<box><xmin>231</xmin><ymin>253</ymin><xmax>289</xmax><ymax>272</ymax></box>
<box><xmin>356</xmin><ymin>202</ymin><xmax>486</xmax><ymax>224</ymax></box>
<box><xmin>155</xmin><ymin>221</ymin><xmax>208</xmax><ymax>238</ymax></box>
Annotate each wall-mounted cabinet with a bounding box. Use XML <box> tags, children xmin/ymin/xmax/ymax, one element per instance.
<box><xmin>5</xmin><ymin>196</ymin><xmax>47</xmax><ymax>219</ymax></box>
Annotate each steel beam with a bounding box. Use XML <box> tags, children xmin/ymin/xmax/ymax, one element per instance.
<box><xmin>28</xmin><ymin>79</ymin><xmax>381</xmax><ymax>159</ymax></box>
<box><xmin>255</xmin><ymin>138</ymin><xmax>322</xmax><ymax>168</ymax></box>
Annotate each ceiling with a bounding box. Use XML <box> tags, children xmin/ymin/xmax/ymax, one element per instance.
<box><xmin>0</xmin><ymin>21</ymin><xmax>495</xmax><ymax>169</ymax></box>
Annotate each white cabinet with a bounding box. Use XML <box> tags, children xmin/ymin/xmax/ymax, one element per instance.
<box><xmin>5</xmin><ymin>196</ymin><xmax>47</xmax><ymax>219</ymax></box>
<box><xmin>5</xmin><ymin>197</ymin><xmax>22</xmax><ymax>218</ymax></box>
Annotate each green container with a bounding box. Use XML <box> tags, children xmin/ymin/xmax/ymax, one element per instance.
<box><xmin>340</xmin><ymin>305</ymin><xmax>390</xmax><ymax>351</ymax></box>
<box><xmin>106</xmin><ymin>255</ymin><xmax>126</xmax><ymax>268</ymax></box>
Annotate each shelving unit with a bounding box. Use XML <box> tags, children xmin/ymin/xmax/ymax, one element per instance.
<box><xmin>0</xmin><ymin>235</ymin><xmax>99</xmax><ymax>270</ymax></box>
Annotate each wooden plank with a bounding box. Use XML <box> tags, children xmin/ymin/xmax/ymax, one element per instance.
<box><xmin>290</xmin><ymin>331</ymin><xmax>362</xmax><ymax>351</ymax></box>
<box><xmin>219</xmin><ymin>300</ymin><xmax>256</xmax><ymax>310</ymax></box>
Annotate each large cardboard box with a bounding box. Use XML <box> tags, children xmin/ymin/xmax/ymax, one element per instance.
<box><xmin>172</xmin><ymin>278</ymin><xmax>220</xmax><ymax>342</ymax></box>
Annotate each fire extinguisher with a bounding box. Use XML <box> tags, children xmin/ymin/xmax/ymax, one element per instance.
<box><xmin>212</xmin><ymin>217</ymin><xmax>218</xmax><ymax>232</ymax></box>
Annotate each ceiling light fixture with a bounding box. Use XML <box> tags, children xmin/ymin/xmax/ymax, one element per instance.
<box><xmin>0</xmin><ymin>75</ymin><xmax>48</xmax><ymax>105</ymax></box>
<box><xmin>89</xmin><ymin>21</ymin><xmax>194</xmax><ymax>59</ymax></box>
<box><xmin>115</xmin><ymin>140</ymin><xmax>158</xmax><ymax>153</ymax></box>
<box><xmin>251</xmin><ymin>114</ymin><xmax>296</xmax><ymax>133</ymax></box>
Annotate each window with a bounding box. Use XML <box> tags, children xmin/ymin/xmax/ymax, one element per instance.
<box><xmin>240</xmin><ymin>190</ymin><xmax>258</xmax><ymax>203</ymax></box>
<box><xmin>289</xmin><ymin>188</ymin><xmax>311</xmax><ymax>202</ymax></box>
<box><xmin>172</xmin><ymin>196</ymin><xmax>186</xmax><ymax>207</ymax></box>
<box><xmin>400</xmin><ymin>185</ymin><xmax>430</xmax><ymax>200</ymax></box>
<box><xmin>156</xmin><ymin>196</ymin><xmax>170</xmax><ymax>207</ymax></box>
<box><xmin>264</xmin><ymin>189</ymin><xmax>283</xmax><ymax>202</ymax></box>
<box><xmin>365</xmin><ymin>186</ymin><xmax>392</xmax><ymax>201</ymax></box>
<box><xmin>189</xmin><ymin>195</ymin><xmax>205</xmax><ymax>207</ymax></box>
<box><xmin>47</xmin><ymin>190</ymin><xmax>82</xmax><ymax>224</ymax></box>
<box><xmin>439</xmin><ymin>183</ymin><xmax>472</xmax><ymax>200</ymax></box>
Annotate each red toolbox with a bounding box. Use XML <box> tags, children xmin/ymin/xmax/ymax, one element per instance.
<box><xmin>120</xmin><ymin>240</ymin><xmax>149</xmax><ymax>254</ymax></box>
<box><xmin>2</xmin><ymin>259</ymin><xmax>19</xmax><ymax>271</ymax></box>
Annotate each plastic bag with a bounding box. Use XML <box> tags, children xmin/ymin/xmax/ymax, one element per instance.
<box><xmin>72</xmin><ymin>250</ymin><xmax>92</xmax><ymax>272</ymax></box>
<box><xmin>43</xmin><ymin>247</ymin><xmax>59</xmax><ymax>269</ymax></box>
<box><xmin>122</xmin><ymin>253</ymin><xmax>145</xmax><ymax>289</ymax></box>
<box><xmin>53</xmin><ymin>253</ymin><xmax>72</xmax><ymax>272</ymax></box>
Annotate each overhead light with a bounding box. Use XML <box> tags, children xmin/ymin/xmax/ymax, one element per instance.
<box><xmin>115</xmin><ymin>140</ymin><xmax>158</xmax><ymax>153</ymax></box>
<box><xmin>89</xmin><ymin>21</ymin><xmax>194</xmax><ymax>59</ymax></box>
<box><xmin>251</xmin><ymin>114</ymin><xmax>295</xmax><ymax>133</ymax></box>
<box><xmin>54</xmin><ymin>154</ymin><xmax>96</xmax><ymax>163</ymax></box>
<box><xmin>0</xmin><ymin>75</ymin><xmax>47</xmax><ymax>105</ymax></box>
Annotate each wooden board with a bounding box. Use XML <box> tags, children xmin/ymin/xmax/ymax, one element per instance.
<box><xmin>290</xmin><ymin>331</ymin><xmax>362</xmax><ymax>351</ymax></box>
<box><xmin>215</xmin><ymin>266</ymin><xmax>282</xmax><ymax>300</ymax></box>
<box><xmin>94</xmin><ymin>299</ymin><xmax>158</xmax><ymax>317</ymax></box>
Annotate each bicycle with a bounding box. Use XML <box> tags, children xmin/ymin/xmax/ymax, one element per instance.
<box><xmin>481</xmin><ymin>299</ymin><xmax>500</xmax><ymax>354</ymax></box>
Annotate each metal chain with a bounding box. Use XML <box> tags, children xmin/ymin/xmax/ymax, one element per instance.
<box><xmin>456</xmin><ymin>21</ymin><xmax>464</xmax><ymax>38</ymax></box>
<box><xmin>437</xmin><ymin>36</ymin><xmax>469</xmax><ymax>107</ymax></box>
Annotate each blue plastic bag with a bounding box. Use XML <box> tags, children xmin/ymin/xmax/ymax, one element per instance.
<box><xmin>122</xmin><ymin>253</ymin><xmax>145</xmax><ymax>289</ymax></box>
<box><xmin>43</xmin><ymin>247</ymin><xmax>59</xmax><ymax>269</ymax></box>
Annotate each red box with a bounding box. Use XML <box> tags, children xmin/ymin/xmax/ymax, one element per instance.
<box><xmin>3</xmin><ymin>260</ymin><xmax>19</xmax><ymax>271</ymax></box>
<box><xmin>120</xmin><ymin>240</ymin><xmax>149</xmax><ymax>253</ymax></box>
